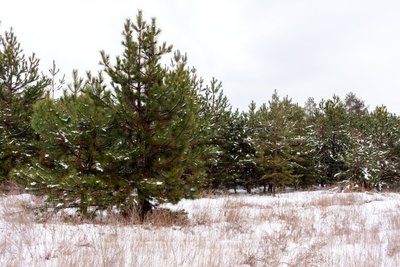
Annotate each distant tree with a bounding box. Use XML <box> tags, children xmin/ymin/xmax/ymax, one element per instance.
<box><xmin>197</xmin><ymin>78</ymin><xmax>232</xmax><ymax>189</ymax></box>
<box><xmin>340</xmin><ymin>93</ymin><xmax>370</xmax><ymax>188</ymax></box>
<box><xmin>0</xmin><ymin>28</ymin><xmax>49</xmax><ymax>182</ymax></box>
<box><xmin>344</xmin><ymin>92</ymin><xmax>368</xmax><ymax>117</ymax></box>
<box><xmin>288</xmin><ymin>101</ymin><xmax>318</xmax><ymax>189</ymax></box>
<box><xmin>311</xmin><ymin>96</ymin><xmax>349</xmax><ymax>186</ymax></box>
<box><xmin>344</xmin><ymin>92</ymin><xmax>368</xmax><ymax>130</ymax></box>
<box><xmin>222</xmin><ymin>110</ymin><xmax>259</xmax><ymax>193</ymax></box>
<box><xmin>366</xmin><ymin>106</ymin><xmax>400</xmax><ymax>188</ymax></box>
<box><xmin>255</xmin><ymin>91</ymin><xmax>301</xmax><ymax>195</ymax></box>
<box><xmin>304</xmin><ymin>97</ymin><xmax>318</xmax><ymax>119</ymax></box>
<box><xmin>241</xmin><ymin>101</ymin><xmax>262</xmax><ymax>192</ymax></box>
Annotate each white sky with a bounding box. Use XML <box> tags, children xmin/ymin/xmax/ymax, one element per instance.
<box><xmin>1</xmin><ymin>0</ymin><xmax>400</xmax><ymax>114</ymax></box>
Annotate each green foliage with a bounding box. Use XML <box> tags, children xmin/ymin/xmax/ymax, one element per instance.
<box><xmin>254</xmin><ymin>91</ymin><xmax>303</xmax><ymax>193</ymax></box>
<box><xmin>218</xmin><ymin>110</ymin><xmax>260</xmax><ymax>192</ymax></box>
<box><xmin>311</xmin><ymin>96</ymin><xmax>349</xmax><ymax>185</ymax></box>
<box><xmin>364</xmin><ymin>106</ymin><xmax>400</xmax><ymax>188</ymax></box>
<box><xmin>100</xmin><ymin>11</ymin><xmax>203</xmax><ymax>219</ymax></box>
<box><xmin>4</xmin><ymin>10</ymin><xmax>400</xmax><ymax>218</ymax></box>
<box><xmin>13</xmin><ymin>73</ymin><xmax>117</xmax><ymax>216</ymax></box>
<box><xmin>197</xmin><ymin>78</ymin><xmax>232</xmax><ymax>189</ymax></box>
<box><xmin>0</xmin><ymin>28</ymin><xmax>49</xmax><ymax>181</ymax></box>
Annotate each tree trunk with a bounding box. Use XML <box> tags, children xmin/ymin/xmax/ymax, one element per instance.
<box><xmin>139</xmin><ymin>198</ymin><xmax>152</xmax><ymax>223</ymax></box>
<box><xmin>80</xmin><ymin>191</ymin><xmax>89</xmax><ymax>218</ymax></box>
<box><xmin>246</xmin><ymin>185</ymin><xmax>251</xmax><ymax>194</ymax></box>
<box><xmin>137</xmin><ymin>190</ymin><xmax>153</xmax><ymax>223</ymax></box>
<box><xmin>267</xmin><ymin>184</ymin><xmax>273</xmax><ymax>193</ymax></box>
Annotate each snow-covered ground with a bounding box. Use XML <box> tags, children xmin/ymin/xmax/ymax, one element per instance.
<box><xmin>1</xmin><ymin>190</ymin><xmax>400</xmax><ymax>266</ymax></box>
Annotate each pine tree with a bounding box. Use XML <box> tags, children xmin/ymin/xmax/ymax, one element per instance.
<box><xmin>312</xmin><ymin>96</ymin><xmax>349</xmax><ymax>186</ymax></box>
<box><xmin>287</xmin><ymin>100</ymin><xmax>317</xmax><ymax>189</ymax></box>
<box><xmin>341</xmin><ymin>93</ymin><xmax>370</xmax><ymax>188</ymax></box>
<box><xmin>365</xmin><ymin>106</ymin><xmax>400</xmax><ymax>188</ymax></box>
<box><xmin>0</xmin><ymin>28</ymin><xmax>49</xmax><ymax>181</ymax></box>
<box><xmin>197</xmin><ymin>78</ymin><xmax>231</xmax><ymax>190</ymax></box>
<box><xmin>13</xmin><ymin>71</ymin><xmax>117</xmax><ymax>217</ymax></box>
<box><xmin>225</xmin><ymin>110</ymin><xmax>259</xmax><ymax>193</ymax></box>
<box><xmin>255</xmin><ymin>91</ymin><xmax>300</xmax><ymax>195</ymax></box>
<box><xmin>100</xmin><ymin>11</ymin><xmax>202</xmax><ymax>220</ymax></box>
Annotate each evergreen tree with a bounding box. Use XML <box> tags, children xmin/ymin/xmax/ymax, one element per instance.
<box><xmin>366</xmin><ymin>106</ymin><xmax>400</xmax><ymax>188</ymax></box>
<box><xmin>197</xmin><ymin>78</ymin><xmax>232</xmax><ymax>189</ymax></box>
<box><xmin>343</xmin><ymin>127</ymin><xmax>373</xmax><ymax>189</ymax></box>
<box><xmin>100</xmin><ymin>12</ymin><xmax>202</xmax><ymax>219</ymax></box>
<box><xmin>255</xmin><ymin>91</ymin><xmax>301</xmax><ymax>194</ymax></box>
<box><xmin>341</xmin><ymin>93</ymin><xmax>370</xmax><ymax>188</ymax></box>
<box><xmin>220</xmin><ymin>110</ymin><xmax>259</xmax><ymax>193</ymax></box>
<box><xmin>344</xmin><ymin>92</ymin><xmax>369</xmax><ymax>134</ymax></box>
<box><xmin>288</xmin><ymin>101</ymin><xmax>317</xmax><ymax>189</ymax></box>
<box><xmin>243</xmin><ymin>101</ymin><xmax>262</xmax><ymax>191</ymax></box>
<box><xmin>0</xmin><ymin>28</ymin><xmax>49</xmax><ymax>181</ymax></box>
<box><xmin>13</xmin><ymin>72</ymin><xmax>117</xmax><ymax>217</ymax></box>
<box><xmin>312</xmin><ymin>96</ymin><xmax>349</xmax><ymax>186</ymax></box>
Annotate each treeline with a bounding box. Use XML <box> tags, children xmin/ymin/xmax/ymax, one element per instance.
<box><xmin>1</xmin><ymin>12</ymin><xmax>400</xmax><ymax>218</ymax></box>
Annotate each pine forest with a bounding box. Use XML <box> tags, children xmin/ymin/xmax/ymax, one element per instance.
<box><xmin>1</xmin><ymin>11</ymin><xmax>400</xmax><ymax>220</ymax></box>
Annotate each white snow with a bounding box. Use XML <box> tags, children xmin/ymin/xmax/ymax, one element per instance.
<box><xmin>0</xmin><ymin>190</ymin><xmax>400</xmax><ymax>266</ymax></box>
<box><xmin>94</xmin><ymin>162</ymin><xmax>103</xmax><ymax>172</ymax></box>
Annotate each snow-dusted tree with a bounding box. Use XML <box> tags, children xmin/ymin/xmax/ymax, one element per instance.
<box><xmin>287</xmin><ymin>102</ymin><xmax>318</xmax><ymax>189</ymax></box>
<box><xmin>0</xmin><ymin>29</ymin><xmax>49</xmax><ymax>181</ymax></box>
<box><xmin>254</xmin><ymin>91</ymin><xmax>302</xmax><ymax>194</ymax></box>
<box><xmin>365</xmin><ymin>106</ymin><xmax>400</xmax><ymax>188</ymax></box>
<box><xmin>343</xmin><ymin>127</ymin><xmax>372</xmax><ymax>188</ymax></box>
<box><xmin>197</xmin><ymin>78</ymin><xmax>232</xmax><ymax>189</ymax></box>
<box><xmin>13</xmin><ymin>72</ymin><xmax>117</xmax><ymax>217</ymax></box>
<box><xmin>340</xmin><ymin>93</ymin><xmax>370</xmax><ymax>188</ymax></box>
<box><xmin>100</xmin><ymin>12</ymin><xmax>203</xmax><ymax>220</ymax></box>
<box><xmin>311</xmin><ymin>96</ymin><xmax>349</xmax><ymax>186</ymax></box>
<box><xmin>221</xmin><ymin>109</ymin><xmax>259</xmax><ymax>193</ymax></box>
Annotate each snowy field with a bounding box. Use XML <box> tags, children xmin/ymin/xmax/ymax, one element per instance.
<box><xmin>1</xmin><ymin>190</ymin><xmax>400</xmax><ymax>266</ymax></box>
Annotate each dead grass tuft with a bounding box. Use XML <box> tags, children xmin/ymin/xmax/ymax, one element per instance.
<box><xmin>387</xmin><ymin>232</ymin><xmax>400</xmax><ymax>257</ymax></box>
<box><xmin>144</xmin><ymin>208</ymin><xmax>189</xmax><ymax>227</ymax></box>
<box><xmin>310</xmin><ymin>193</ymin><xmax>364</xmax><ymax>207</ymax></box>
<box><xmin>0</xmin><ymin>180</ymin><xmax>25</xmax><ymax>195</ymax></box>
<box><xmin>1</xmin><ymin>195</ymin><xmax>40</xmax><ymax>225</ymax></box>
<box><xmin>388</xmin><ymin>213</ymin><xmax>400</xmax><ymax>230</ymax></box>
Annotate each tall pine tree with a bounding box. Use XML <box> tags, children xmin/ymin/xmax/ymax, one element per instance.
<box><xmin>312</xmin><ymin>96</ymin><xmax>349</xmax><ymax>186</ymax></box>
<box><xmin>100</xmin><ymin>12</ymin><xmax>202</xmax><ymax>219</ymax></box>
<box><xmin>255</xmin><ymin>91</ymin><xmax>300</xmax><ymax>194</ymax></box>
<box><xmin>197</xmin><ymin>78</ymin><xmax>232</xmax><ymax>190</ymax></box>
<box><xmin>0</xmin><ymin>28</ymin><xmax>49</xmax><ymax>182</ymax></box>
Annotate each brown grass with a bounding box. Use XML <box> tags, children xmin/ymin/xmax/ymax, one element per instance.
<box><xmin>1</xmin><ymin>191</ymin><xmax>400</xmax><ymax>266</ymax></box>
<box><xmin>144</xmin><ymin>208</ymin><xmax>189</xmax><ymax>227</ymax></box>
<box><xmin>38</xmin><ymin>204</ymin><xmax>189</xmax><ymax>228</ymax></box>
<box><xmin>387</xmin><ymin>232</ymin><xmax>400</xmax><ymax>257</ymax></box>
<box><xmin>309</xmin><ymin>193</ymin><xmax>365</xmax><ymax>207</ymax></box>
<box><xmin>0</xmin><ymin>180</ymin><xmax>25</xmax><ymax>195</ymax></box>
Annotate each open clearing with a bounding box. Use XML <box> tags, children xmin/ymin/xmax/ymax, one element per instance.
<box><xmin>1</xmin><ymin>190</ymin><xmax>400</xmax><ymax>266</ymax></box>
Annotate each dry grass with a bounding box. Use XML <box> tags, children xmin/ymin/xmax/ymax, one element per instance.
<box><xmin>144</xmin><ymin>208</ymin><xmax>189</xmax><ymax>227</ymax></box>
<box><xmin>1</xmin><ymin>191</ymin><xmax>399</xmax><ymax>266</ymax></box>
<box><xmin>37</xmin><ymin>204</ymin><xmax>189</xmax><ymax>228</ymax></box>
<box><xmin>0</xmin><ymin>180</ymin><xmax>25</xmax><ymax>195</ymax></box>
<box><xmin>309</xmin><ymin>192</ymin><xmax>365</xmax><ymax>207</ymax></box>
<box><xmin>387</xmin><ymin>232</ymin><xmax>400</xmax><ymax>258</ymax></box>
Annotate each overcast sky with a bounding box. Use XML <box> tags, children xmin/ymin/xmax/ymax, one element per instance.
<box><xmin>1</xmin><ymin>0</ymin><xmax>400</xmax><ymax>114</ymax></box>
